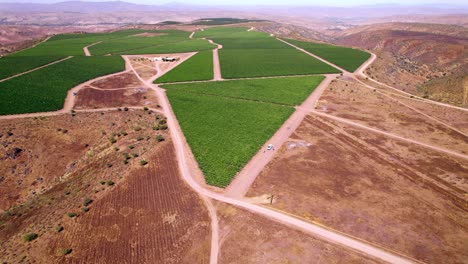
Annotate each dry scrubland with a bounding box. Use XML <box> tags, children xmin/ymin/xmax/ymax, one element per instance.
<box><xmin>248</xmin><ymin>79</ymin><xmax>468</xmax><ymax>263</ymax></box>
<box><xmin>0</xmin><ymin>110</ymin><xmax>211</xmax><ymax>263</ymax></box>
<box><xmin>215</xmin><ymin>203</ymin><xmax>379</xmax><ymax>263</ymax></box>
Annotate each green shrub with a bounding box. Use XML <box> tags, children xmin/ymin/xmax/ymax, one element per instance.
<box><xmin>107</xmin><ymin>180</ymin><xmax>115</xmax><ymax>186</ymax></box>
<box><xmin>140</xmin><ymin>160</ymin><xmax>148</xmax><ymax>166</ymax></box>
<box><xmin>57</xmin><ymin>248</ymin><xmax>73</xmax><ymax>256</ymax></box>
<box><xmin>56</xmin><ymin>226</ymin><xmax>64</xmax><ymax>232</ymax></box>
<box><xmin>156</xmin><ymin>135</ymin><xmax>165</xmax><ymax>142</ymax></box>
<box><xmin>23</xmin><ymin>233</ymin><xmax>38</xmax><ymax>242</ymax></box>
<box><xmin>83</xmin><ymin>198</ymin><xmax>93</xmax><ymax>206</ymax></box>
<box><xmin>67</xmin><ymin>212</ymin><xmax>77</xmax><ymax>218</ymax></box>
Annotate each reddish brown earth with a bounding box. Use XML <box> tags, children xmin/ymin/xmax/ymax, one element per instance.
<box><xmin>90</xmin><ymin>72</ymin><xmax>142</xmax><ymax>89</ymax></box>
<box><xmin>317</xmin><ymin>79</ymin><xmax>468</xmax><ymax>154</ymax></box>
<box><xmin>216</xmin><ymin>202</ymin><xmax>379</xmax><ymax>263</ymax></box>
<box><xmin>247</xmin><ymin>114</ymin><xmax>468</xmax><ymax>263</ymax></box>
<box><xmin>333</xmin><ymin>23</ymin><xmax>468</xmax><ymax>106</ymax></box>
<box><xmin>0</xmin><ymin>110</ymin><xmax>208</xmax><ymax>263</ymax></box>
<box><xmin>385</xmin><ymin>92</ymin><xmax>468</xmax><ymax>134</ymax></box>
<box><xmin>74</xmin><ymin>87</ymin><xmax>158</xmax><ymax>109</ymax></box>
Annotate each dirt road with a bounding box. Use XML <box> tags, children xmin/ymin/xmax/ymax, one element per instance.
<box><xmin>0</xmin><ymin>56</ymin><xmax>73</xmax><ymax>83</ymax></box>
<box><xmin>312</xmin><ymin>110</ymin><xmax>468</xmax><ymax>160</ymax></box>
<box><xmin>121</xmin><ymin>52</ymin><xmax>420</xmax><ymax>263</ymax></box>
<box><xmin>224</xmin><ymin>74</ymin><xmax>338</xmax><ymax>197</ymax></box>
<box><xmin>206</xmin><ymin>39</ymin><xmax>223</xmax><ymax>81</ymax></box>
<box><xmin>83</xmin><ymin>41</ymin><xmax>102</xmax><ymax>56</ymax></box>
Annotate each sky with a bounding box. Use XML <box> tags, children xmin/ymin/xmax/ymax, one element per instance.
<box><xmin>0</xmin><ymin>0</ymin><xmax>467</xmax><ymax>6</ymax></box>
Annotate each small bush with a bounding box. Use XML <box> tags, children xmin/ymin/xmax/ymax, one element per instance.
<box><xmin>124</xmin><ymin>107</ymin><xmax>129</xmax><ymax>111</ymax></box>
<box><xmin>128</xmin><ymin>145</ymin><xmax>134</xmax><ymax>149</ymax></box>
<box><xmin>143</xmin><ymin>107</ymin><xmax>149</xmax><ymax>111</ymax></box>
<box><xmin>23</xmin><ymin>233</ymin><xmax>38</xmax><ymax>242</ymax></box>
<box><xmin>56</xmin><ymin>226</ymin><xmax>64</xmax><ymax>232</ymax></box>
<box><xmin>114</xmin><ymin>147</ymin><xmax>120</xmax><ymax>152</ymax></box>
<box><xmin>99</xmin><ymin>180</ymin><xmax>106</xmax><ymax>185</ymax></box>
<box><xmin>82</xmin><ymin>207</ymin><xmax>89</xmax><ymax>212</ymax></box>
<box><xmin>83</xmin><ymin>198</ymin><xmax>93</xmax><ymax>207</ymax></box>
<box><xmin>158</xmin><ymin>119</ymin><xmax>167</xmax><ymax>125</ymax></box>
<box><xmin>67</xmin><ymin>212</ymin><xmax>77</xmax><ymax>218</ymax></box>
<box><xmin>134</xmin><ymin>126</ymin><xmax>142</xmax><ymax>131</ymax></box>
<box><xmin>156</xmin><ymin>135</ymin><xmax>165</xmax><ymax>142</ymax></box>
<box><xmin>132</xmin><ymin>153</ymin><xmax>139</xmax><ymax>158</ymax></box>
<box><xmin>107</xmin><ymin>180</ymin><xmax>115</xmax><ymax>186</ymax></box>
<box><xmin>109</xmin><ymin>137</ymin><xmax>117</xmax><ymax>144</ymax></box>
<box><xmin>140</xmin><ymin>160</ymin><xmax>148</xmax><ymax>166</ymax></box>
<box><xmin>57</xmin><ymin>248</ymin><xmax>72</xmax><ymax>256</ymax></box>
<box><xmin>106</xmin><ymin>163</ymin><xmax>113</xmax><ymax>168</ymax></box>
<box><xmin>121</xmin><ymin>131</ymin><xmax>128</xmax><ymax>136</ymax></box>
<box><xmin>136</xmin><ymin>136</ymin><xmax>144</xmax><ymax>141</ymax></box>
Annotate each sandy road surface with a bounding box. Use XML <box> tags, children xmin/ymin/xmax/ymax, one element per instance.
<box><xmin>83</xmin><ymin>41</ymin><xmax>102</xmax><ymax>56</ymax></box>
<box><xmin>123</xmin><ymin>55</ymin><xmax>221</xmax><ymax>264</ymax></box>
<box><xmin>224</xmin><ymin>74</ymin><xmax>338</xmax><ymax>197</ymax></box>
<box><xmin>122</xmin><ymin>51</ymin><xmax>420</xmax><ymax>263</ymax></box>
<box><xmin>248</xmin><ymin>27</ymin><xmax>255</xmax><ymax>32</ymax></box>
<box><xmin>189</xmin><ymin>31</ymin><xmax>195</xmax><ymax>39</ymax></box>
<box><xmin>206</xmin><ymin>39</ymin><xmax>223</xmax><ymax>81</ymax></box>
<box><xmin>0</xmin><ymin>56</ymin><xmax>73</xmax><ymax>83</ymax></box>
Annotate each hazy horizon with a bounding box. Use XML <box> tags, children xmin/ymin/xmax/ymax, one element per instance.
<box><xmin>1</xmin><ymin>0</ymin><xmax>467</xmax><ymax>7</ymax></box>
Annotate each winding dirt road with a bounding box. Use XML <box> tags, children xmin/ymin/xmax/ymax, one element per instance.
<box><xmin>206</xmin><ymin>39</ymin><xmax>223</xmax><ymax>81</ymax></box>
<box><xmin>121</xmin><ymin>47</ymin><xmax>421</xmax><ymax>263</ymax></box>
<box><xmin>83</xmin><ymin>41</ymin><xmax>102</xmax><ymax>56</ymax></box>
<box><xmin>3</xmin><ymin>28</ymin><xmax>462</xmax><ymax>263</ymax></box>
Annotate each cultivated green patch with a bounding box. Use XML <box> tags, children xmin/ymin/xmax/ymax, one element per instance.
<box><xmin>167</xmin><ymin>91</ymin><xmax>293</xmax><ymax>187</ymax></box>
<box><xmin>0</xmin><ymin>56</ymin><xmax>125</xmax><ymax>115</ymax></box>
<box><xmin>220</xmin><ymin>49</ymin><xmax>339</xmax><ymax>78</ymax></box>
<box><xmin>162</xmin><ymin>75</ymin><xmax>325</xmax><ymax>106</ymax></box>
<box><xmin>283</xmin><ymin>39</ymin><xmax>371</xmax><ymax>72</ymax></box>
<box><xmin>0</xmin><ymin>56</ymin><xmax>65</xmax><ymax>80</ymax></box>
<box><xmin>156</xmin><ymin>51</ymin><xmax>213</xmax><ymax>83</ymax></box>
<box><xmin>115</xmin><ymin>39</ymin><xmax>215</xmax><ymax>55</ymax></box>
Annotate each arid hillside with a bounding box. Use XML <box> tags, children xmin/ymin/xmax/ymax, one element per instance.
<box><xmin>333</xmin><ymin>23</ymin><xmax>468</xmax><ymax>107</ymax></box>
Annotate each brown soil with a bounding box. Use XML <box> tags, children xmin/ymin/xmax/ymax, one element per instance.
<box><xmin>334</xmin><ymin>23</ymin><xmax>468</xmax><ymax>106</ymax></box>
<box><xmin>317</xmin><ymin>79</ymin><xmax>468</xmax><ymax>154</ymax></box>
<box><xmin>247</xmin><ymin>114</ymin><xmax>468</xmax><ymax>263</ymax></box>
<box><xmin>0</xmin><ymin>110</ymin><xmax>206</xmax><ymax>263</ymax></box>
<box><xmin>74</xmin><ymin>87</ymin><xmax>158</xmax><ymax>109</ymax></box>
<box><xmin>385</xmin><ymin>92</ymin><xmax>468</xmax><ymax>134</ymax></box>
<box><xmin>216</xmin><ymin>202</ymin><xmax>379</xmax><ymax>263</ymax></box>
<box><xmin>133</xmin><ymin>32</ymin><xmax>165</xmax><ymax>37</ymax></box>
<box><xmin>90</xmin><ymin>72</ymin><xmax>142</xmax><ymax>89</ymax></box>
<box><xmin>134</xmin><ymin>65</ymin><xmax>158</xmax><ymax>80</ymax></box>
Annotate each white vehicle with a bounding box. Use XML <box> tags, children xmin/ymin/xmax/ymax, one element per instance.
<box><xmin>267</xmin><ymin>144</ymin><xmax>273</xmax><ymax>150</ymax></box>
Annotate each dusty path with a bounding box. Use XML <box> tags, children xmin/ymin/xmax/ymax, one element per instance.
<box><xmin>124</xmin><ymin>55</ymin><xmax>221</xmax><ymax>264</ymax></box>
<box><xmin>338</xmin><ymin>79</ymin><xmax>468</xmax><ymax>138</ymax></box>
<box><xmin>123</xmin><ymin>53</ymin><xmax>420</xmax><ymax>264</ymax></box>
<box><xmin>312</xmin><ymin>110</ymin><xmax>468</xmax><ymax>160</ymax></box>
<box><xmin>0</xmin><ymin>56</ymin><xmax>73</xmax><ymax>83</ymax></box>
<box><xmin>224</xmin><ymin>74</ymin><xmax>338</xmax><ymax>197</ymax></box>
<box><xmin>83</xmin><ymin>41</ymin><xmax>102</xmax><ymax>56</ymax></box>
<box><xmin>189</xmin><ymin>31</ymin><xmax>195</xmax><ymax>39</ymax></box>
<box><xmin>247</xmin><ymin>27</ymin><xmax>255</xmax><ymax>32</ymax></box>
<box><xmin>206</xmin><ymin>39</ymin><xmax>223</xmax><ymax>81</ymax></box>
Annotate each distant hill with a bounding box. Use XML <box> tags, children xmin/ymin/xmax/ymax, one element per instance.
<box><xmin>0</xmin><ymin>1</ymin><xmax>466</xmax><ymax>16</ymax></box>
